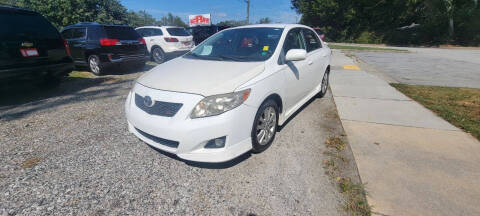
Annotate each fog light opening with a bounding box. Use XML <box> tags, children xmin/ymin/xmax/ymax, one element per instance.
<box><xmin>205</xmin><ymin>136</ymin><xmax>226</xmax><ymax>149</ymax></box>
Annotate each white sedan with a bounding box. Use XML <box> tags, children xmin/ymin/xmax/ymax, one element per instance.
<box><xmin>125</xmin><ymin>24</ymin><xmax>331</xmax><ymax>163</ymax></box>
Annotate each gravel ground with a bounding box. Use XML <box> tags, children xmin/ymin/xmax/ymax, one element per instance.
<box><xmin>0</xmin><ymin>67</ymin><xmax>352</xmax><ymax>215</ymax></box>
<box><xmin>352</xmin><ymin>49</ymin><xmax>480</xmax><ymax>88</ymax></box>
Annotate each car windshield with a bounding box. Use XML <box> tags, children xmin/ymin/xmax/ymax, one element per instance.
<box><xmin>185</xmin><ymin>27</ymin><xmax>284</xmax><ymax>62</ymax></box>
<box><xmin>167</xmin><ymin>28</ymin><xmax>190</xmax><ymax>36</ymax></box>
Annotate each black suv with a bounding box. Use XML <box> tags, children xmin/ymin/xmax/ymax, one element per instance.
<box><xmin>186</xmin><ymin>25</ymin><xmax>230</xmax><ymax>45</ymax></box>
<box><xmin>0</xmin><ymin>6</ymin><xmax>74</xmax><ymax>86</ymax></box>
<box><xmin>61</xmin><ymin>22</ymin><xmax>148</xmax><ymax>75</ymax></box>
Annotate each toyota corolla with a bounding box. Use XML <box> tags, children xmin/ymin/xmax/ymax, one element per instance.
<box><xmin>125</xmin><ymin>24</ymin><xmax>331</xmax><ymax>163</ymax></box>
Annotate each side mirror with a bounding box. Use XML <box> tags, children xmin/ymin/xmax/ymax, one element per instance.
<box><xmin>285</xmin><ymin>49</ymin><xmax>307</xmax><ymax>61</ymax></box>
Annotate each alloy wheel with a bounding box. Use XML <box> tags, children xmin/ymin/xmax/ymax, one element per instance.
<box><xmin>256</xmin><ymin>106</ymin><xmax>277</xmax><ymax>145</ymax></box>
<box><xmin>152</xmin><ymin>48</ymin><xmax>165</xmax><ymax>63</ymax></box>
<box><xmin>89</xmin><ymin>56</ymin><xmax>100</xmax><ymax>74</ymax></box>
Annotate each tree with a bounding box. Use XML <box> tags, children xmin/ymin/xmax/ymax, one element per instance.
<box><xmin>156</xmin><ymin>13</ymin><xmax>187</xmax><ymax>27</ymax></box>
<box><xmin>216</xmin><ymin>20</ymin><xmax>245</xmax><ymax>27</ymax></box>
<box><xmin>291</xmin><ymin>0</ymin><xmax>480</xmax><ymax>45</ymax></box>
<box><xmin>12</xmin><ymin>0</ymin><xmax>128</xmax><ymax>28</ymax></box>
<box><xmin>126</xmin><ymin>10</ymin><xmax>156</xmax><ymax>27</ymax></box>
<box><xmin>258</xmin><ymin>17</ymin><xmax>272</xmax><ymax>24</ymax></box>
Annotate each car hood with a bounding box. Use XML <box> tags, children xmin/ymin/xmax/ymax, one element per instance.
<box><xmin>137</xmin><ymin>57</ymin><xmax>265</xmax><ymax>96</ymax></box>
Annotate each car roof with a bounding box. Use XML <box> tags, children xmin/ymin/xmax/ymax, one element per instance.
<box><xmin>64</xmin><ymin>22</ymin><xmax>131</xmax><ymax>29</ymax></box>
<box><xmin>232</xmin><ymin>24</ymin><xmax>307</xmax><ymax>29</ymax></box>
<box><xmin>136</xmin><ymin>26</ymin><xmax>184</xmax><ymax>29</ymax></box>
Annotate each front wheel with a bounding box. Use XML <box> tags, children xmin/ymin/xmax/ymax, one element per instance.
<box><xmin>317</xmin><ymin>70</ymin><xmax>330</xmax><ymax>98</ymax></box>
<box><xmin>251</xmin><ymin>99</ymin><xmax>279</xmax><ymax>153</ymax></box>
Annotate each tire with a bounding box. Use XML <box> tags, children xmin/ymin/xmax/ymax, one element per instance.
<box><xmin>317</xmin><ymin>69</ymin><xmax>330</xmax><ymax>98</ymax></box>
<box><xmin>251</xmin><ymin>99</ymin><xmax>279</xmax><ymax>153</ymax></box>
<box><xmin>151</xmin><ymin>47</ymin><xmax>165</xmax><ymax>64</ymax></box>
<box><xmin>88</xmin><ymin>55</ymin><xmax>103</xmax><ymax>75</ymax></box>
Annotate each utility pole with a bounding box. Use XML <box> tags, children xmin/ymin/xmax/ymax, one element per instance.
<box><xmin>245</xmin><ymin>0</ymin><xmax>250</xmax><ymax>24</ymax></box>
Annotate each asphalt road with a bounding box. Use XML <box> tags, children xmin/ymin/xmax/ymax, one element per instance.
<box><xmin>352</xmin><ymin>47</ymin><xmax>480</xmax><ymax>88</ymax></box>
<box><xmin>0</xmin><ymin>69</ymin><xmax>349</xmax><ymax>215</ymax></box>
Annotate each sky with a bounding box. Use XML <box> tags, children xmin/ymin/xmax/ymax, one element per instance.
<box><xmin>121</xmin><ymin>0</ymin><xmax>301</xmax><ymax>24</ymax></box>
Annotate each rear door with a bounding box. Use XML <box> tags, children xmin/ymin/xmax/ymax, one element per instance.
<box><xmin>0</xmin><ymin>8</ymin><xmax>67</xmax><ymax>71</ymax></box>
<box><xmin>102</xmin><ymin>26</ymin><xmax>146</xmax><ymax>57</ymax></box>
<box><xmin>165</xmin><ymin>27</ymin><xmax>194</xmax><ymax>49</ymax></box>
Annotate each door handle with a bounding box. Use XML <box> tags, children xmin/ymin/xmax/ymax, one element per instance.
<box><xmin>150</xmin><ymin>39</ymin><xmax>155</xmax><ymax>41</ymax></box>
<box><xmin>308</xmin><ymin>61</ymin><xmax>313</xmax><ymax>65</ymax></box>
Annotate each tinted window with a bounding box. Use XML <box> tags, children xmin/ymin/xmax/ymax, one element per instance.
<box><xmin>103</xmin><ymin>26</ymin><xmax>140</xmax><ymax>40</ymax></box>
<box><xmin>61</xmin><ymin>29</ymin><xmax>73</xmax><ymax>39</ymax></box>
<box><xmin>187</xmin><ymin>27</ymin><xmax>283</xmax><ymax>62</ymax></box>
<box><xmin>283</xmin><ymin>28</ymin><xmax>305</xmax><ymax>53</ymax></box>
<box><xmin>302</xmin><ymin>29</ymin><xmax>321</xmax><ymax>52</ymax></box>
<box><xmin>152</xmin><ymin>29</ymin><xmax>163</xmax><ymax>36</ymax></box>
<box><xmin>0</xmin><ymin>10</ymin><xmax>60</xmax><ymax>40</ymax></box>
<box><xmin>167</xmin><ymin>28</ymin><xmax>190</xmax><ymax>36</ymax></box>
<box><xmin>72</xmin><ymin>28</ymin><xmax>86</xmax><ymax>39</ymax></box>
<box><xmin>136</xmin><ymin>28</ymin><xmax>147</xmax><ymax>37</ymax></box>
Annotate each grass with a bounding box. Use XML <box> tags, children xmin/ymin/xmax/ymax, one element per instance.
<box><xmin>323</xmin><ymin>137</ymin><xmax>371</xmax><ymax>216</ymax></box>
<box><xmin>391</xmin><ymin>83</ymin><xmax>480</xmax><ymax>140</ymax></box>
<box><xmin>329</xmin><ymin>44</ymin><xmax>407</xmax><ymax>52</ymax></box>
<box><xmin>68</xmin><ymin>71</ymin><xmax>96</xmax><ymax>79</ymax></box>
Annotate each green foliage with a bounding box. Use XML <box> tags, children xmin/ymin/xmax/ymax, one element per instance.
<box><xmin>126</xmin><ymin>10</ymin><xmax>156</xmax><ymax>27</ymax></box>
<box><xmin>2</xmin><ymin>0</ymin><xmax>187</xmax><ymax>30</ymax></box>
<box><xmin>216</xmin><ymin>20</ymin><xmax>246</xmax><ymax>27</ymax></box>
<box><xmin>292</xmin><ymin>0</ymin><xmax>480</xmax><ymax>45</ymax></box>
<box><xmin>156</xmin><ymin>13</ymin><xmax>187</xmax><ymax>27</ymax></box>
<box><xmin>257</xmin><ymin>17</ymin><xmax>272</xmax><ymax>24</ymax></box>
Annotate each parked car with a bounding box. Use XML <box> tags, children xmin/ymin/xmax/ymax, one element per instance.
<box><xmin>61</xmin><ymin>22</ymin><xmax>148</xmax><ymax>75</ymax></box>
<box><xmin>0</xmin><ymin>6</ymin><xmax>73</xmax><ymax>86</ymax></box>
<box><xmin>136</xmin><ymin>26</ymin><xmax>193</xmax><ymax>64</ymax></box>
<box><xmin>186</xmin><ymin>25</ymin><xmax>230</xmax><ymax>45</ymax></box>
<box><xmin>125</xmin><ymin>24</ymin><xmax>331</xmax><ymax>163</ymax></box>
<box><xmin>313</xmin><ymin>27</ymin><xmax>326</xmax><ymax>41</ymax></box>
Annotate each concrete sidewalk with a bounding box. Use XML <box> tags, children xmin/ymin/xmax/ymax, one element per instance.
<box><xmin>330</xmin><ymin>50</ymin><xmax>480</xmax><ymax>216</ymax></box>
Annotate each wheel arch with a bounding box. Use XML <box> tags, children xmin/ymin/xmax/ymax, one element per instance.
<box><xmin>263</xmin><ymin>93</ymin><xmax>283</xmax><ymax>114</ymax></box>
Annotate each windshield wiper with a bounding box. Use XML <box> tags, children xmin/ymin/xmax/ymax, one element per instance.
<box><xmin>187</xmin><ymin>53</ymin><xmax>223</xmax><ymax>61</ymax></box>
<box><xmin>217</xmin><ymin>55</ymin><xmax>249</xmax><ymax>62</ymax></box>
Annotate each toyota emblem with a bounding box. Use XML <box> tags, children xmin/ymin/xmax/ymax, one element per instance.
<box><xmin>143</xmin><ymin>96</ymin><xmax>154</xmax><ymax>107</ymax></box>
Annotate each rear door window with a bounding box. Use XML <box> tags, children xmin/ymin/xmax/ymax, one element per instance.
<box><xmin>152</xmin><ymin>28</ymin><xmax>163</xmax><ymax>36</ymax></box>
<box><xmin>103</xmin><ymin>26</ymin><xmax>140</xmax><ymax>40</ymax></box>
<box><xmin>71</xmin><ymin>28</ymin><xmax>86</xmax><ymax>39</ymax></box>
<box><xmin>166</xmin><ymin>28</ymin><xmax>190</xmax><ymax>36</ymax></box>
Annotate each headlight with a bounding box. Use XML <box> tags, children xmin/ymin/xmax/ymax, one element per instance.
<box><xmin>190</xmin><ymin>89</ymin><xmax>251</xmax><ymax>118</ymax></box>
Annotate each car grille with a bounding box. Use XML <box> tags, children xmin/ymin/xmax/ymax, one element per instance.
<box><xmin>135</xmin><ymin>127</ymin><xmax>179</xmax><ymax>148</ymax></box>
<box><xmin>135</xmin><ymin>94</ymin><xmax>182</xmax><ymax>117</ymax></box>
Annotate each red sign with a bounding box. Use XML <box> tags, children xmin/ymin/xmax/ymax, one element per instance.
<box><xmin>189</xmin><ymin>14</ymin><xmax>211</xmax><ymax>27</ymax></box>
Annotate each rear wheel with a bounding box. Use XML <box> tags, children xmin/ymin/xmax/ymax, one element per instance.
<box><xmin>151</xmin><ymin>47</ymin><xmax>165</xmax><ymax>64</ymax></box>
<box><xmin>88</xmin><ymin>55</ymin><xmax>103</xmax><ymax>75</ymax></box>
<box><xmin>318</xmin><ymin>69</ymin><xmax>330</xmax><ymax>98</ymax></box>
<box><xmin>251</xmin><ymin>99</ymin><xmax>279</xmax><ymax>153</ymax></box>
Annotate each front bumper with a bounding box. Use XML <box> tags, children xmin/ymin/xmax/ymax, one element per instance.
<box><xmin>125</xmin><ymin>84</ymin><xmax>257</xmax><ymax>163</ymax></box>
